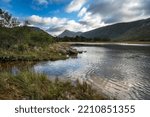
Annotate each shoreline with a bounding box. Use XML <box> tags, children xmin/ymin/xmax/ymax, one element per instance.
<box><xmin>67</xmin><ymin>42</ymin><xmax>150</xmax><ymax>46</ymax></box>
<box><xmin>0</xmin><ymin>43</ymin><xmax>78</xmax><ymax>62</ymax></box>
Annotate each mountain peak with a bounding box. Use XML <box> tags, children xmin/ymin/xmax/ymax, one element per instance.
<box><xmin>58</xmin><ymin>30</ymin><xmax>82</xmax><ymax>38</ymax></box>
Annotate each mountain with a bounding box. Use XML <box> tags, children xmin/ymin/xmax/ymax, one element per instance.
<box><xmin>58</xmin><ymin>30</ymin><xmax>82</xmax><ymax>38</ymax></box>
<box><xmin>81</xmin><ymin>18</ymin><xmax>150</xmax><ymax>41</ymax></box>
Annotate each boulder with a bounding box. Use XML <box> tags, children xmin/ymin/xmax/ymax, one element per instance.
<box><xmin>68</xmin><ymin>48</ymin><xmax>78</xmax><ymax>55</ymax></box>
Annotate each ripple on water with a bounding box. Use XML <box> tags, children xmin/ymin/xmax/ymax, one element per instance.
<box><xmin>32</xmin><ymin>45</ymin><xmax>150</xmax><ymax>99</ymax></box>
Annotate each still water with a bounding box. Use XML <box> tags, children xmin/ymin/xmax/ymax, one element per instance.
<box><xmin>1</xmin><ymin>44</ymin><xmax>150</xmax><ymax>99</ymax></box>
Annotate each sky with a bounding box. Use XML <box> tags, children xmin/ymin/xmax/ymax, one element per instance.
<box><xmin>0</xmin><ymin>0</ymin><xmax>150</xmax><ymax>36</ymax></box>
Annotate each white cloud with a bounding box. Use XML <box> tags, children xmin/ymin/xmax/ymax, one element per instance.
<box><xmin>66</xmin><ymin>0</ymin><xmax>88</xmax><ymax>13</ymax></box>
<box><xmin>28</xmin><ymin>15</ymin><xmax>67</xmax><ymax>26</ymax></box>
<box><xmin>79</xmin><ymin>11</ymin><xmax>105</xmax><ymax>31</ymax></box>
<box><xmin>35</xmin><ymin>0</ymin><xmax>65</xmax><ymax>6</ymax></box>
<box><xmin>78</xmin><ymin>7</ymin><xmax>87</xmax><ymax>17</ymax></box>
<box><xmin>65</xmin><ymin>20</ymin><xmax>82</xmax><ymax>31</ymax></box>
<box><xmin>35</xmin><ymin>0</ymin><xmax>48</xmax><ymax>5</ymax></box>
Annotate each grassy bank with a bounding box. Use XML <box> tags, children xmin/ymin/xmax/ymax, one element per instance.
<box><xmin>0</xmin><ymin>71</ymin><xmax>106</xmax><ymax>100</ymax></box>
<box><xmin>0</xmin><ymin>43</ymin><xmax>78</xmax><ymax>62</ymax></box>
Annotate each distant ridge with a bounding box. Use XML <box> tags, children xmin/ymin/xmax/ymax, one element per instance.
<box><xmin>80</xmin><ymin>18</ymin><xmax>150</xmax><ymax>41</ymax></box>
<box><xmin>58</xmin><ymin>30</ymin><xmax>82</xmax><ymax>38</ymax></box>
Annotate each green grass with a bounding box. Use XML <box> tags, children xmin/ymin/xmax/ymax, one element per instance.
<box><xmin>0</xmin><ymin>71</ymin><xmax>107</xmax><ymax>100</ymax></box>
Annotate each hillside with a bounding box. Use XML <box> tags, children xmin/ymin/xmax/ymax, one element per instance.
<box><xmin>0</xmin><ymin>26</ymin><xmax>78</xmax><ymax>61</ymax></box>
<box><xmin>80</xmin><ymin>18</ymin><xmax>150</xmax><ymax>41</ymax></box>
<box><xmin>0</xmin><ymin>26</ymin><xmax>53</xmax><ymax>49</ymax></box>
<box><xmin>58</xmin><ymin>30</ymin><xmax>82</xmax><ymax>38</ymax></box>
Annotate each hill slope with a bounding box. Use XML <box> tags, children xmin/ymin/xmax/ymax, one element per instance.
<box><xmin>81</xmin><ymin>18</ymin><xmax>150</xmax><ymax>41</ymax></box>
<box><xmin>0</xmin><ymin>26</ymin><xmax>54</xmax><ymax>49</ymax></box>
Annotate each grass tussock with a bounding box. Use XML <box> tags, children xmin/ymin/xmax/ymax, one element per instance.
<box><xmin>0</xmin><ymin>71</ymin><xmax>106</xmax><ymax>100</ymax></box>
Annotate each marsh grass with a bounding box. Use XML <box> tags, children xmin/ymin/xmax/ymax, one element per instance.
<box><xmin>0</xmin><ymin>71</ymin><xmax>107</xmax><ymax>100</ymax></box>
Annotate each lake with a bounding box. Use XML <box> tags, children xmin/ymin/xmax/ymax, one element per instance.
<box><xmin>1</xmin><ymin>43</ymin><xmax>150</xmax><ymax>100</ymax></box>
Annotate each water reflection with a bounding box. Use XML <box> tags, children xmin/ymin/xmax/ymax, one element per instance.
<box><xmin>0</xmin><ymin>61</ymin><xmax>37</xmax><ymax>73</ymax></box>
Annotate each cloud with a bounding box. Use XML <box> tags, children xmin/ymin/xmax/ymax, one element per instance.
<box><xmin>28</xmin><ymin>15</ymin><xmax>67</xmax><ymax>26</ymax></box>
<box><xmin>28</xmin><ymin>15</ymin><xmax>70</xmax><ymax>35</ymax></box>
<box><xmin>34</xmin><ymin>0</ymin><xmax>68</xmax><ymax>6</ymax></box>
<box><xmin>32</xmin><ymin>0</ymin><xmax>49</xmax><ymax>10</ymax></box>
<box><xmin>139</xmin><ymin>0</ymin><xmax>150</xmax><ymax>15</ymax></box>
<box><xmin>47</xmin><ymin>22</ymin><xmax>82</xmax><ymax>36</ymax></box>
<box><xmin>35</xmin><ymin>0</ymin><xmax>48</xmax><ymax>5</ymax></box>
<box><xmin>79</xmin><ymin>11</ymin><xmax>105</xmax><ymax>30</ymax></box>
<box><xmin>49</xmin><ymin>0</ymin><xmax>65</xmax><ymax>4</ymax></box>
<box><xmin>32</xmin><ymin>0</ymin><xmax>66</xmax><ymax>10</ymax></box>
<box><xmin>66</xmin><ymin>0</ymin><xmax>88</xmax><ymax>13</ymax></box>
<box><xmin>87</xmin><ymin>0</ymin><xmax>150</xmax><ymax>24</ymax></box>
<box><xmin>78</xmin><ymin>7</ymin><xmax>87</xmax><ymax>17</ymax></box>
<box><xmin>46</xmin><ymin>14</ymin><xmax>105</xmax><ymax>36</ymax></box>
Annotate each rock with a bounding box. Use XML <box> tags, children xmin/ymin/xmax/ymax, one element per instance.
<box><xmin>68</xmin><ymin>48</ymin><xmax>78</xmax><ymax>55</ymax></box>
<box><xmin>78</xmin><ymin>51</ymin><xmax>83</xmax><ymax>54</ymax></box>
<box><xmin>59</xmin><ymin>49</ymin><xmax>67</xmax><ymax>54</ymax></box>
<box><xmin>58</xmin><ymin>46</ymin><xmax>78</xmax><ymax>55</ymax></box>
<box><xmin>78</xmin><ymin>51</ymin><xmax>87</xmax><ymax>54</ymax></box>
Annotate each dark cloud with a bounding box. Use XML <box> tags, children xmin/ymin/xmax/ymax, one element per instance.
<box><xmin>88</xmin><ymin>1</ymin><xmax>121</xmax><ymax>16</ymax></box>
<box><xmin>87</xmin><ymin>0</ymin><xmax>126</xmax><ymax>23</ymax></box>
<box><xmin>141</xmin><ymin>0</ymin><xmax>150</xmax><ymax>15</ymax></box>
<box><xmin>79</xmin><ymin>21</ymin><xmax>90</xmax><ymax>25</ymax></box>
